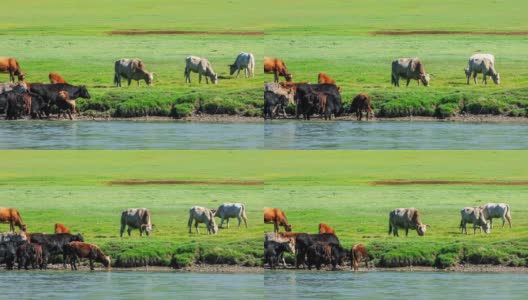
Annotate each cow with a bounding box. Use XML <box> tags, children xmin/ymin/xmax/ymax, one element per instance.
<box><xmin>17</xmin><ymin>243</ymin><xmax>44</xmax><ymax>270</ymax></box>
<box><xmin>318</xmin><ymin>223</ymin><xmax>335</xmax><ymax>234</ymax></box>
<box><xmin>56</xmin><ymin>91</ymin><xmax>77</xmax><ymax>120</ymax></box>
<box><xmin>265</xmin><ymin>232</ymin><xmax>298</xmax><ymax>267</ymax></box>
<box><xmin>460</xmin><ymin>207</ymin><xmax>490</xmax><ymax>235</ymax></box>
<box><xmin>0</xmin><ymin>232</ymin><xmax>28</xmax><ymax>243</ymax></box>
<box><xmin>294</xmin><ymin>84</ymin><xmax>342</xmax><ymax>120</ymax></box>
<box><xmin>264</xmin><ymin>240</ymin><xmax>295</xmax><ymax>269</ymax></box>
<box><xmin>49</xmin><ymin>72</ymin><xmax>67</xmax><ymax>84</ymax></box>
<box><xmin>188</xmin><ymin>206</ymin><xmax>218</xmax><ymax>235</ymax></box>
<box><xmin>295</xmin><ymin>233</ymin><xmax>346</xmax><ymax>270</ymax></box>
<box><xmin>264</xmin><ymin>208</ymin><xmax>292</xmax><ymax>233</ymax></box>
<box><xmin>120</xmin><ymin>208</ymin><xmax>153</xmax><ymax>237</ymax></box>
<box><xmin>302</xmin><ymin>92</ymin><xmax>330</xmax><ymax>120</ymax></box>
<box><xmin>317</xmin><ymin>72</ymin><xmax>342</xmax><ymax>93</ymax></box>
<box><xmin>264</xmin><ymin>91</ymin><xmax>288</xmax><ymax>119</ymax></box>
<box><xmin>350</xmin><ymin>243</ymin><xmax>370</xmax><ymax>271</ymax></box>
<box><xmin>350</xmin><ymin>93</ymin><xmax>374</xmax><ymax>121</ymax></box>
<box><xmin>306</xmin><ymin>241</ymin><xmax>333</xmax><ymax>270</ymax></box>
<box><xmin>4</xmin><ymin>91</ymin><xmax>29</xmax><ymax>120</ymax></box>
<box><xmin>465</xmin><ymin>54</ymin><xmax>500</xmax><ymax>85</ymax></box>
<box><xmin>391</xmin><ymin>58</ymin><xmax>430</xmax><ymax>87</ymax></box>
<box><xmin>388</xmin><ymin>208</ymin><xmax>429</xmax><ymax>237</ymax></box>
<box><xmin>114</xmin><ymin>58</ymin><xmax>155</xmax><ymax>87</ymax></box>
<box><xmin>54</xmin><ymin>223</ymin><xmax>71</xmax><ymax>234</ymax></box>
<box><xmin>64</xmin><ymin>242</ymin><xmax>111</xmax><ymax>271</ymax></box>
<box><xmin>28</xmin><ymin>83</ymin><xmax>90</xmax><ymax>118</ymax></box>
<box><xmin>0</xmin><ymin>241</ymin><xmax>18</xmax><ymax>270</ymax></box>
<box><xmin>184</xmin><ymin>56</ymin><xmax>218</xmax><ymax>84</ymax></box>
<box><xmin>0</xmin><ymin>57</ymin><xmax>25</xmax><ymax>83</ymax></box>
<box><xmin>229</xmin><ymin>53</ymin><xmax>255</xmax><ymax>78</ymax></box>
<box><xmin>0</xmin><ymin>82</ymin><xmax>27</xmax><ymax>94</ymax></box>
<box><xmin>213</xmin><ymin>203</ymin><xmax>248</xmax><ymax>229</ymax></box>
<box><xmin>28</xmin><ymin>233</ymin><xmax>84</xmax><ymax>269</ymax></box>
<box><xmin>480</xmin><ymin>203</ymin><xmax>512</xmax><ymax>229</ymax></box>
<box><xmin>0</xmin><ymin>208</ymin><xmax>27</xmax><ymax>232</ymax></box>
<box><xmin>264</xmin><ymin>57</ymin><xmax>292</xmax><ymax>83</ymax></box>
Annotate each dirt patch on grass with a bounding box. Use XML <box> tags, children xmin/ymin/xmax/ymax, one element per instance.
<box><xmin>371</xmin><ymin>30</ymin><xmax>528</xmax><ymax>36</ymax></box>
<box><xmin>108</xmin><ymin>180</ymin><xmax>264</xmax><ymax>186</ymax></box>
<box><xmin>372</xmin><ymin>180</ymin><xmax>528</xmax><ymax>186</ymax></box>
<box><xmin>109</xmin><ymin>30</ymin><xmax>264</xmax><ymax>36</ymax></box>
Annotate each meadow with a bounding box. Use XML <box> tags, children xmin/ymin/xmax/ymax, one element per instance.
<box><xmin>2</xmin><ymin>0</ymin><xmax>528</xmax><ymax>118</ymax></box>
<box><xmin>1</xmin><ymin>151</ymin><xmax>527</xmax><ymax>268</ymax></box>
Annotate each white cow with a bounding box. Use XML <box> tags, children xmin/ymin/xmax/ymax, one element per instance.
<box><xmin>465</xmin><ymin>54</ymin><xmax>500</xmax><ymax>85</ymax></box>
<box><xmin>460</xmin><ymin>207</ymin><xmax>490</xmax><ymax>235</ymax></box>
<box><xmin>388</xmin><ymin>208</ymin><xmax>429</xmax><ymax>237</ymax></box>
<box><xmin>229</xmin><ymin>53</ymin><xmax>255</xmax><ymax>78</ymax></box>
<box><xmin>213</xmin><ymin>203</ymin><xmax>248</xmax><ymax>229</ymax></box>
<box><xmin>188</xmin><ymin>206</ymin><xmax>218</xmax><ymax>235</ymax></box>
<box><xmin>480</xmin><ymin>203</ymin><xmax>512</xmax><ymax>229</ymax></box>
<box><xmin>120</xmin><ymin>208</ymin><xmax>154</xmax><ymax>237</ymax></box>
<box><xmin>114</xmin><ymin>58</ymin><xmax>155</xmax><ymax>87</ymax></box>
<box><xmin>184</xmin><ymin>56</ymin><xmax>218</xmax><ymax>84</ymax></box>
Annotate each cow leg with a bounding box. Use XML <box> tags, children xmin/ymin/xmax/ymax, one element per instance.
<box><xmin>195</xmin><ymin>222</ymin><xmax>199</xmax><ymax>234</ymax></box>
<box><xmin>127</xmin><ymin>227</ymin><xmax>132</xmax><ymax>236</ymax></box>
<box><xmin>120</xmin><ymin>223</ymin><xmax>126</xmax><ymax>237</ymax></box>
<box><xmin>406</xmin><ymin>78</ymin><xmax>411</xmax><ymax>87</ymax></box>
<box><xmin>482</xmin><ymin>74</ymin><xmax>487</xmax><ymax>85</ymax></box>
<box><xmin>127</xmin><ymin>79</ymin><xmax>132</xmax><ymax>86</ymax></box>
<box><xmin>394</xmin><ymin>227</ymin><xmax>399</xmax><ymax>237</ymax></box>
<box><xmin>489</xmin><ymin>218</ymin><xmax>493</xmax><ymax>229</ymax></box>
<box><xmin>502</xmin><ymin>216</ymin><xmax>506</xmax><ymax>229</ymax></box>
<box><xmin>89</xmin><ymin>258</ymin><xmax>95</xmax><ymax>271</ymax></box>
<box><xmin>236</xmin><ymin>68</ymin><xmax>241</xmax><ymax>78</ymax></box>
<box><xmin>219</xmin><ymin>216</ymin><xmax>225</xmax><ymax>228</ymax></box>
<box><xmin>67</xmin><ymin>111</ymin><xmax>73</xmax><ymax>120</ymax></box>
<box><xmin>237</xmin><ymin>215</ymin><xmax>242</xmax><ymax>229</ymax></box>
<box><xmin>225</xmin><ymin>218</ymin><xmax>230</xmax><ymax>229</ymax></box>
<box><xmin>199</xmin><ymin>73</ymin><xmax>202</xmax><ymax>84</ymax></box>
<box><xmin>473</xmin><ymin>72</ymin><xmax>477</xmax><ymax>84</ymax></box>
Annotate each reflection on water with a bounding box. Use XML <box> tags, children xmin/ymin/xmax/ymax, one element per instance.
<box><xmin>0</xmin><ymin>271</ymin><xmax>263</xmax><ymax>300</ymax></box>
<box><xmin>0</xmin><ymin>120</ymin><xmax>526</xmax><ymax>149</ymax></box>
<box><xmin>265</xmin><ymin>271</ymin><xmax>528</xmax><ymax>299</ymax></box>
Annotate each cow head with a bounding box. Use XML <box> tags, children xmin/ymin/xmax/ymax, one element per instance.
<box><xmin>492</xmin><ymin>73</ymin><xmax>500</xmax><ymax>85</ymax></box>
<box><xmin>17</xmin><ymin>73</ymin><xmax>26</xmax><ymax>82</ymax></box>
<box><xmin>146</xmin><ymin>72</ymin><xmax>155</xmax><ymax>86</ymax></box>
<box><xmin>481</xmin><ymin>222</ymin><xmax>491</xmax><ymax>234</ymax></box>
<box><xmin>210</xmin><ymin>222</ymin><xmax>218</xmax><ymax>235</ymax></box>
<box><xmin>285</xmin><ymin>224</ymin><xmax>292</xmax><ymax>232</ymax></box>
<box><xmin>72</xmin><ymin>233</ymin><xmax>85</xmax><ymax>242</ymax></box>
<box><xmin>416</xmin><ymin>224</ymin><xmax>429</xmax><ymax>236</ymax></box>
<box><xmin>141</xmin><ymin>224</ymin><xmax>153</xmax><ymax>236</ymax></box>
<box><xmin>211</xmin><ymin>73</ymin><xmax>218</xmax><ymax>85</ymax></box>
<box><xmin>102</xmin><ymin>256</ymin><xmax>111</xmax><ymax>268</ymax></box>
<box><xmin>285</xmin><ymin>73</ymin><xmax>293</xmax><ymax>82</ymax></box>
<box><xmin>78</xmin><ymin>86</ymin><xmax>91</xmax><ymax>99</ymax></box>
<box><xmin>420</xmin><ymin>73</ymin><xmax>430</xmax><ymax>87</ymax></box>
<box><xmin>20</xmin><ymin>224</ymin><xmax>27</xmax><ymax>232</ymax></box>
<box><xmin>229</xmin><ymin>64</ymin><xmax>237</xmax><ymax>75</ymax></box>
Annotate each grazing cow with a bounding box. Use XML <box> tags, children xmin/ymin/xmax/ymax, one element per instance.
<box><xmin>350</xmin><ymin>93</ymin><xmax>374</xmax><ymax>121</ymax></box>
<box><xmin>120</xmin><ymin>208</ymin><xmax>153</xmax><ymax>237</ymax></box>
<box><xmin>64</xmin><ymin>242</ymin><xmax>111</xmax><ymax>270</ymax></box>
<box><xmin>318</xmin><ymin>223</ymin><xmax>335</xmax><ymax>234</ymax></box>
<box><xmin>29</xmin><ymin>83</ymin><xmax>90</xmax><ymax>118</ymax></box>
<box><xmin>264</xmin><ymin>57</ymin><xmax>292</xmax><ymax>83</ymax></box>
<box><xmin>229</xmin><ymin>53</ymin><xmax>255</xmax><ymax>78</ymax></box>
<box><xmin>460</xmin><ymin>207</ymin><xmax>490</xmax><ymax>235</ymax></box>
<box><xmin>28</xmin><ymin>233</ymin><xmax>84</xmax><ymax>268</ymax></box>
<box><xmin>295</xmin><ymin>84</ymin><xmax>342</xmax><ymax>120</ymax></box>
<box><xmin>114</xmin><ymin>58</ymin><xmax>155</xmax><ymax>87</ymax></box>
<box><xmin>214</xmin><ymin>203</ymin><xmax>248</xmax><ymax>229</ymax></box>
<box><xmin>264</xmin><ymin>240</ymin><xmax>295</xmax><ymax>269</ymax></box>
<box><xmin>295</xmin><ymin>233</ymin><xmax>346</xmax><ymax>270</ymax></box>
<box><xmin>188</xmin><ymin>206</ymin><xmax>218</xmax><ymax>235</ymax></box>
<box><xmin>264</xmin><ymin>91</ymin><xmax>288</xmax><ymax>119</ymax></box>
<box><xmin>0</xmin><ymin>208</ymin><xmax>27</xmax><ymax>232</ymax></box>
<box><xmin>465</xmin><ymin>54</ymin><xmax>500</xmax><ymax>85</ymax></box>
<box><xmin>264</xmin><ymin>208</ymin><xmax>292</xmax><ymax>233</ymax></box>
<box><xmin>17</xmin><ymin>243</ymin><xmax>44</xmax><ymax>270</ymax></box>
<box><xmin>391</xmin><ymin>58</ymin><xmax>430</xmax><ymax>87</ymax></box>
<box><xmin>388</xmin><ymin>208</ymin><xmax>429</xmax><ymax>237</ymax></box>
<box><xmin>317</xmin><ymin>72</ymin><xmax>342</xmax><ymax>93</ymax></box>
<box><xmin>184</xmin><ymin>56</ymin><xmax>218</xmax><ymax>84</ymax></box>
<box><xmin>350</xmin><ymin>243</ymin><xmax>370</xmax><ymax>271</ymax></box>
<box><xmin>0</xmin><ymin>57</ymin><xmax>25</xmax><ymax>82</ymax></box>
<box><xmin>56</xmin><ymin>91</ymin><xmax>77</xmax><ymax>120</ymax></box>
<box><xmin>480</xmin><ymin>203</ymin><xmax>512</xmax><ymax>229</ymax></box>
<box><xmin>49</xmin><ymin>72</ymin><xmax>67</xmax><ymax>84</ymax></box>
<box><xmin>54</xmin><ymin>223</ymin><xmax>71</xmax><ymax>234</ymax></box>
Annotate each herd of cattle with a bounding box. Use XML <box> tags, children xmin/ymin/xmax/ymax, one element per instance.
<box><xmin>263</xmin><ymin>53</ymin><xmax>501</xmax><ymax>121</ymax></box>
<box><xmin>0</xmin><ymin>203</ymin><xmax>248</xmax><ymax>271</ymax></box>
<box><xmin>264</xmin><ymin>203</ymin><xmax>512</xmax><ymax>271</ymax></box>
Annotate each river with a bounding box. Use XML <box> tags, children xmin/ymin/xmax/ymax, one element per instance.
<box><xmin>0</xmin><ymin>120</ymin><xmax>527</xmax><ymax>149</ymax></box>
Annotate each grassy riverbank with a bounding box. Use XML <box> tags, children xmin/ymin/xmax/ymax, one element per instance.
<box><xmin>2</xmin><ymin>1</ymin><xmax>528</xmax><ymax>119</ymax></box>
<box><xmin>0</xmin><ymin>151</ymin><xmax>527</xmax><ymax>269</ymax></box>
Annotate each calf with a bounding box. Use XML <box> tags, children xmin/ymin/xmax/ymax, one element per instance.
<box><xmin>188</xmin><ymin>206</ymin><xmax>218</xmax><ymax>235</ymax></box>
<box><xmin>55</xmin><ymin>223</ymin><xmax>71</xmax><ymax>234</ymax></box>
<box><xmin>306</xmin><ymin>241</ymin><xmax>333</xmax><ymax>270</ymax></box>
<box><xmin>350</xmin><ymin>243</ymin><xmax>369</xmax><ymax>271</ymax></box>
<box><xmin>17</xmin><ymin>243</ymin><xmax>45</xmax><ymax>270</ymax></box>
<box><xmin>318</xmin><ymin>223</ymin><xmax>335</xmax><ymax>234</ymax></box>
<box><xmin>56</xmin><ymin>91</ymin><xmax>77</xmax><ymax>120</ymax></box>
<box><xmin>350</xmin><ymin>93</ymin><xmax>374</xmax><ymax>121</ymax></box>
<box><xmin>64</xmin><ymin>242</ymin><xmax>111</xmax><ymax>271</ymax></box>
<box><xmin>264</xmin><ymin>91</ymin><xmax>288</xmax><ymax>119</ymax></box>
<box><xmin>49</xmin><ymin>72</ymin><xmax>67</xmax><ymax>84</ymax></box>
<box><xmin>460</xmin><ymin>207</ymin><xmax>490</xmax><ymax>235</ymax></box>
<box><xmin>0</xmin><ymin>208</ymin><xmax>27</xmax><ymax>232</ymax></box>
<box><xmin>264</xmin><ymin>208</ymin><xmax>292</xmax><ymax>233</ymax></box>
<box><xmin>317</xmin><ymin>72</ymin><xmax>342</xmax><ymax>93</ymax></box>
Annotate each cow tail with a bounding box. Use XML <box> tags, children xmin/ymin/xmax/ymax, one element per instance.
<box><xmin>249</xmin><ymin>54</ymin><xmax>255</xmax><ymax>72</ymax></box>
<box><xmin>350</xmin><ymin>248</ymin><xmax>356</xmax><ymax>269</ymax></box>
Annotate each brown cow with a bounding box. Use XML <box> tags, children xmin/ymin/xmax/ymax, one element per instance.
<box><xmin>54</xmin><ymin>223</ymin><xmax>71</xmax><ymax>234</ymax></box>
<box><xmin>0</xmin><ymin>57</ymin><xmax>25</xmax><ymax>83</ymax></box>
<box><xmin>350</xmin><ymin>243</ymin><xmax>370</xmax><ymax>271</ymax></box>
<box><xmin>49</xmin><ymin>72</ymin><xmax>67</xmax><ymax>84</ymax></box>
<box><xmin>317</xmin><ymin>72</ymin><xmax>342</xmax><ymax>93</ymax></box>
<box><xmin>350</xmin><ymin>93</ymin><xmax>374</xmax><ymax>121</ymax></box>
<box><xmin>56</xmin><ymin>91</ymin><xmax>77</xmax><ymax>120</ymax></box>
<box><xmin>0</xmin><ymin>208</ymin><xmax>26</xmax><ymax>232</ymax></box>
<box><xmin>64</xmin><ymin>242</ymin><xmax>111</xmax><ymax>271</ymax></box>
<box><xmin>264</xmin><ymin>208</ymin><xmax>292</xmax><ymax>233</ymax></box>
<box><xmin>264</xmin><ymin>57</ymin><xmax>292</xmax><ymax>83</ymax></box>
<box><xmin>318</xmin><ymin>223</ymin><xmax>335</xmax><ymax>234</ymax></box>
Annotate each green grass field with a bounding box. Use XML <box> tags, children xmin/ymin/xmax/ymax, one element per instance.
<box><xmin>1</xmin><ymin>151</ymin><xmax>527</xmax><ymax>268</ymax></box>
<box><xmin>2</xmin><ymin>1</ymin><xmax>528</xmax><ymax>118</ymax></box>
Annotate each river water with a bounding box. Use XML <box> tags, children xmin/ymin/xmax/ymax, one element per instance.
<box><xmin>0</xmin><ymin>120</ymin><xmax>527</xmax><ymax>149</ymax></box>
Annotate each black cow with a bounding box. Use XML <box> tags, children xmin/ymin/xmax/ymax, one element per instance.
<box><xmin>16</xmin><ymin>242</ymin><xmax>45</xmax><ymax>270</ymax></box>
<box><xmin>29</xmin><ymin>233</ymin><xmax>84</xmax><ymax>268</ymax></box>
<box><xmin>294</xmin><ymin>84</ymin><xmax>342</xmax><ymax>120</ymax></box>
<box><xmin>264</xmin><ymin>91</ymin><xmax>288</xmax><ymax>120</ymax></box>
<box><xmin>264</xmin><ymin>240</ymin><xmax>294</xmax><ymax>269</ymax></box>
<box><xmin>0</xmin><ymin>241</ymin><xmax>19</xmax><ymax>270</ymax></box>
<box><xmin>28</xmin><ymin>83</ymin><xmax>90</xmax><ymax>117</ymax></box>
<box><xmin>295</xmin><ymin>233</ymin><xmax>346</xmax><ymax>269</ymax></box>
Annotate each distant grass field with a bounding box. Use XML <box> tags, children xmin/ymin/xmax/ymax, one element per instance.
<box><xmin>1</xmin><ymin>151</ymin><xmax>527</xmax><ymax>268</ymax></box>
<box><xmin>2</xmin><ymin>0</ymin><xmax>528</xmax><ymax>118</ymax></box>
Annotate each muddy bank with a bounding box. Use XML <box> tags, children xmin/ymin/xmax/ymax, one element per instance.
<box><xmin>265</xmin><ymin>264</ymin><xmax>528</xmax><ymax>273</ymax></box>
<box><xmin>42</xmin><ymin>264</ymin><xmax>262</xmax><ymax>273</ymax></box>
